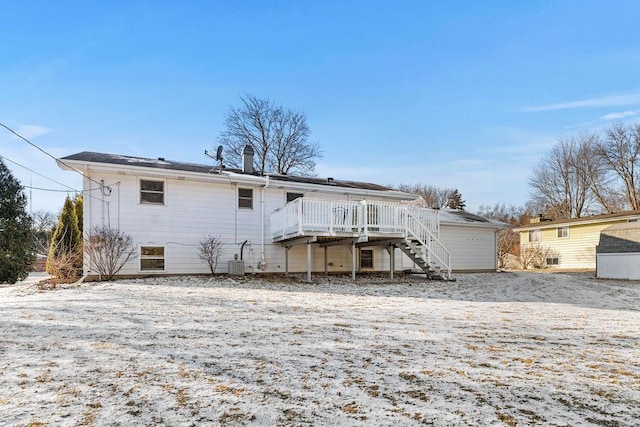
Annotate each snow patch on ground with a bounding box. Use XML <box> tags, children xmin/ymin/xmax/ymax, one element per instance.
<box><xmin>1</xmin><ymin>271</ymin><xmax>639</xmax><ymax>426</ymax></box>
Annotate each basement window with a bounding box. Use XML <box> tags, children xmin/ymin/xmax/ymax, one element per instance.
<box><xmin>140</xmin><ymin>246</ymin><xmax>165</xmax><ymax>271</ymax></box>
<box><xmin>360</xmin><ymin>249</ymin><xmax>373</xmax><ymax>269</ymax></box>
<box><xmin>238</xmin><ymin>188</ymin><xmax>253</xmax><ymax>209</ymax></box>
<box><xmin>546</xmin><ymin>257</ymin><xmax>559</xmax><ymax>266</ymax></box>
<box><xmin>140</xmin><ymin>180</ymin><xmax>164</xmax><ymax>205</ymax></box>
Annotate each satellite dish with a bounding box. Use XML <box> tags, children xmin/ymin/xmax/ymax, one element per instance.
<box><xmin>204</xmin><ymin>146</ymin><xmax>225</xmax><ymax>174</ymax></box>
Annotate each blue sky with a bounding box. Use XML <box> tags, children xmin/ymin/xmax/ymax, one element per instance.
<box><xmin>2</xmin><ymin>1</ymin><xmax>640</xmax><ymax>213</ymax></box>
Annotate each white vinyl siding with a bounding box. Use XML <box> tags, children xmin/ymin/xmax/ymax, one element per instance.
<box><xmin>436</xmin><ymin>225</ymin><xmax>497</xmax><ymax>271</ymax></box>
<box><xmin>80</xmin><ymin>169</ymin><xmax>498</xmax><ymax>277</ymax></box>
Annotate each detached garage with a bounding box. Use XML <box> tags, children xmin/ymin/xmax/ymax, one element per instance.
<box><xmin>401</xmin><ymin>209</ymin><xmax>506</xmax><ymax>273</ymax></box>
<box><xmin>596</xmin><ymin>223</ymin><xmax>640</xmax><ymax>280</ymax></box>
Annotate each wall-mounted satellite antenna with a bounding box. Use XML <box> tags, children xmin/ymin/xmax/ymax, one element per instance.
<box><xmin>204</xmin><ymin>145</ymin><xmax>224</xmax><ymax>174</ymax></box>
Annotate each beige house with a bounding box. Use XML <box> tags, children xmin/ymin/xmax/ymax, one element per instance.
<box><xmin>514</xmin><ymin>210</ymin><xmax>640</xmax><ymax>269</ymax></box>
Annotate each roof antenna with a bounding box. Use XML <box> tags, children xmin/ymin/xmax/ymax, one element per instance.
<box><xmin>204</xmin><ymin>145</ymin><xmax>224</xmax><ymax>174</ymax></box>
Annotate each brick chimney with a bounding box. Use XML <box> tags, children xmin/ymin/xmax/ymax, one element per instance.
<box><xmin>242</xmin><ymin>145</ymin><xmax>254</xmax><ymax>173</ymax></box>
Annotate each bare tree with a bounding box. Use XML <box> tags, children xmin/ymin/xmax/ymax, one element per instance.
<box><xmin>596</xmin><ymin>122</ymin><xmax>640</xmax><ymax>210</ymax></box>
<box><xmin>30</xmin><ymin>210</ymin><xmax>56</xmax><ymax>254</ymax></box>
<box><xmin>396</xmin><ymin>183</ymin><xmax>454</xmax><ymax>209</ymax></box>
<box><xmin>84</xmin><ymin>226</ymin><xmax>137</xmax><ymax>281</ymax></box>
<box><xmin>198</xmin><ymin>235</ymin><xmax>224</xmax><ymax>275</ymax></box>
<box><xmin>217</xmin><ymin>95</ymin><xmax>321</xmax><ymax>176</ymax></box>
<box><xmin>575</xmin><ymin>133</ymin><xmax>620</xmax><ymax>213</ymax></box>
<box><xmin>529</xmin><ymin>136</ymin><xmax>597</xmax><ymax>219</ymax></box>
<box><xmin>519</xmin><ymin>244</ymin><xmax>558</xmax><ymax>269</ymax></box>
<box><xmin>477</xmin><ymin>203</ymin><xmax>524</xmax><ymax>268</ymax></box>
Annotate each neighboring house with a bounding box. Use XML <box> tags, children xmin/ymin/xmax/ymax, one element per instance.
<box><xmin>596</xmin><ymin>223</ymin><xmax>640</xmax><ymax>280</ymax></box>
<box><xmin>57</xmin><ymin>149</ymin><xmax>504</xmax><ymax>280</ymax></box>
<box><xmin>514</xmin><ymin>211</ymin><xmax>640</xmax><ymax>269</ymax></box>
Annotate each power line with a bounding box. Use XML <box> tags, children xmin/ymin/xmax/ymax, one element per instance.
<box><xmin>0</xmin><ymin>121</ymin><xmax>109</xmax><ymax>190</ymax></box>
<box><xmin>23</xmin><ymin>185</ymin><xmax>77</xmax><ymax>193</ymax></box>
<box><xmin>0</xmin><ymin>154</ymin><xmax>114</xmax><ymax>204</ymax></box>
<box><xmin>0</xmin><ymin>154</ymin><xmax>77</xmax><ymax>192</ymax></box>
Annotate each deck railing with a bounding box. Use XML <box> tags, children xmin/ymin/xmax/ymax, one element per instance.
<box><xmin>270</xmin><ymin>198</ymin><xmax>450</xmax><ymax>277</ymax></box>
<box><xmin>271</xmin><ymin>198</ymin><xmax>440</xmax><ymax>239</ymax></box>
<box><xmin>405</xmin><ymin>209</ymin><xmax>451</xmax><ymax>278</ymax></box>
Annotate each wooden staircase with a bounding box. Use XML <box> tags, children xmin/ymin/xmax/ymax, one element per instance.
<box><xmin>398</xmin><ymin>240</ymin><xmax>448</xmax><ymax>280</ymax></box>
<box><xmin>399</xmin><ymin>208</ymin><xmax>453</xmax><ymax>281</ymax></box>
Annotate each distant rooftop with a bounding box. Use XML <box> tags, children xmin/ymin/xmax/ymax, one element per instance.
<box><xmin>514</xmin><ymin>210</ymin><xmax>640</xmax><ymax>231</ymax></box>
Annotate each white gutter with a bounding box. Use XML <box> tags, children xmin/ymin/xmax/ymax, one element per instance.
<box><xmin>57</xmin><ymin>159</ymin><xmax>268</xmax><ymax>186</ymax></box>
<box><xmin>57</xmin><ymin>158</ymin><xmax>415</xmax><ymax>200</ymax></box>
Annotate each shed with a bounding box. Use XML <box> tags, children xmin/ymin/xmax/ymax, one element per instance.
<box><xmin>596</xmin><ymin>222</ymin><xmax>640</xmax><ymax>280</ymax></box>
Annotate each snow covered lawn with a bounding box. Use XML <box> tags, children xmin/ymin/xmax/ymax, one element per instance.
<box><xmin>1</xmin><ymin>272</ymin><xmax>639</xmax><ymax>426</ymax></box>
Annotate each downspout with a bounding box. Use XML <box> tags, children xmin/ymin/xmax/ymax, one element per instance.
<box><xmin>495</xmin><ymin>229</ymin><xmax>499</xmax><ymax>271</ymax></box>
<box><xmin>87</xmin><ymin>173</ymin><xmax>92</xmax><ymax>277</ymax></box>
<box><xmin>260</xmin><ymin>175</ymin><xmax>269</xmax><ymax>270</ymax></box>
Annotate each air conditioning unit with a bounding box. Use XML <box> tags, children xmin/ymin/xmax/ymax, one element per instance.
<box><xmin>228</xmin><ymin>260</ymin><xmax>245</xmax><ymax>276</ymax></box>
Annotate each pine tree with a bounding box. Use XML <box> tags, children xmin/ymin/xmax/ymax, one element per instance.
<box><xmin>0</xmin><ymin>158</ymin><xmax>35</xmax><ymax>283</ymax></box>
<box><xmin>47</xmin><ymin>196</ymin><xmax>82</xmax><ymax>277</ymax></box>
<box><xmin>446</xmin><ymin>189</ymin><xmax>466</xmax><ymax>210</ymax></box>
<box><xmin>74</xmin><ymin>194</ymin><xmax>83</xmax><ymax>233</ymax></box>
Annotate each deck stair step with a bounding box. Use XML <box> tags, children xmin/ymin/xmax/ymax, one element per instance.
<box><xmin>398</xmin><ymin>240</ymin><xmax>449</xmax><ymax>281</ymax></box>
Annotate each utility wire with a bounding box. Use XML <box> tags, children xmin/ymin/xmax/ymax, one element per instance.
<box><xmin>0</xmin><ymin>121</ymin><xmax>109</xmax><ymax>190</ymax></box>
<box><xmin>0</xmin><ymin>154</ymin><xmax>110</xmax><ymax>203</ymax></box>
<box><xmin>0</xmin><ymin>154</ymin><xmax>77</xmax><ymax>192</ymax></box>
<box><xmin>23</xmin><ymin>185</ymin><xmax>77</xmax><ymax>193</ymax></box>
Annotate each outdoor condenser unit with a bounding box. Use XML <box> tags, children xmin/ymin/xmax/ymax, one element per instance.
<box><xmin>228</xmin><ymin>260</ymin><xmax>245</xmax><ymax>276</ymax></box>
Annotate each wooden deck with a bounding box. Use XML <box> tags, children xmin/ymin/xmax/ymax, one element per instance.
<box><xmin>270</xmin><ymin>198</ymin><xmax>451</xmax><ymax>281</ymax></box>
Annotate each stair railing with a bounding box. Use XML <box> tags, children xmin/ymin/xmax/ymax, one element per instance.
<box><xmin>404</xmin><ymin>209</ymin><xmax>452</xmax><ymax>279</ymax></box>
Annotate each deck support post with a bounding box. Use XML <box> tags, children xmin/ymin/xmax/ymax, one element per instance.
<box><xmin>387</xmin><ymin>245</ymin><xmax>395</xmax><ymax>279</ymax></box>
<box><xmin>324</xmin><ymin>247</ymin><xmax>328</xmax><ymax>275</ymax></box>
<box><xmin>307</xmin><ymin>241</ymin><xmax>312</xmax><ymax>282</ymax></box>
<box><xmin>285</xmin><ymin>246</ymin><xmax>289</xmax><ymax>276</ymax></box>
<box><xmin>352</xmin><ymin>241</ymin><xmax>356</xmax><ymax>281</ymax></box>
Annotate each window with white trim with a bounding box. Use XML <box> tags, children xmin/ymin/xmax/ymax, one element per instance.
<box><xmin>140</xmin><ymin>180</ymin><xmax>164</xmax><ymax>204</ymax></box>
<box><xmin>546</xmin><ymin>257</ymin><xmax>559</xmax><ymax>266</ymax></box>
<box><xmin>238</xmin><ymin>188</ymin><xmax>253</xmax><ymax>209</ymax></box>
<box><xmin>557</xmin><ymin>226</ymin><xmax>569</xmax><ymax>238</ymax></box>
<box><xmin>360</xmin><ymin>249</ymin><xmax>373</xmax><ymax>269</ymax></box>
<box><xmin>528</xmin><ymin>229</ymin><xmax>541</xmax><ymax>242</ymax></box>
<box><xmin>286</xmin><ymin>192</ymin><xmax>304</xmax><ymax>203</ymax></box>
<box><xmin>140</xmin><ymin>246</ymin><xmax>165</xmax><ymax>271</ymax></box>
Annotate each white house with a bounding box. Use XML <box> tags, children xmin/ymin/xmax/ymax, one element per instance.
<box><xmin>57</xmin><ymin>148</ymin><xmax>504</xmax><ymax>280</ymax></box>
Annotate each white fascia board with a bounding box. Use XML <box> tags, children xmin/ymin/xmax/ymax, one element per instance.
<box><xmin>58</xmin><ymin>158</ymin><xmax>416</xmax><ymax>200</ymax></box>
<box><xmin>57</xmin><ymin>159</ymin><xmax>268</xmax><ymax>186</ymax></box>
<box><xmin>268</xmin><ymin>180</ymin><xmax>416</xmax><ymax>201</ymax></box>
